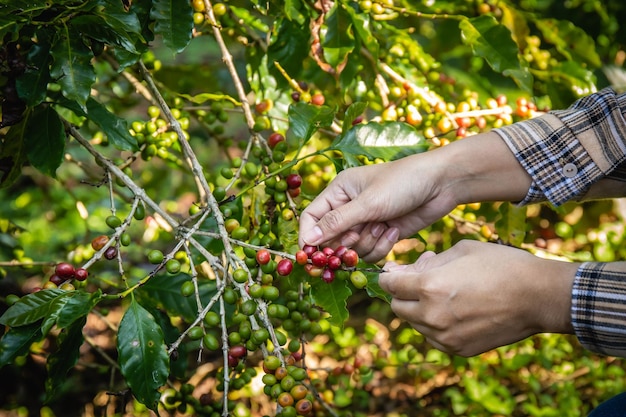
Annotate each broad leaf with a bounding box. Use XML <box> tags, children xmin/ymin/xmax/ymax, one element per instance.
<box><xmin>0</xmin><ymin>289</ymin><xmax>68</xmax><ymax>327</ymax></box>
<box><xmin>24</xmin><ymin>106</ymin><xmax>66</xmax><ymax>178</ymax></box>
<box><xmin>535</xmin><ymin>19</ymin><xmax>601</xmax><ymax>68</ymax></box>
<box><xmin>310</xmin><ymin>277</ymin><xmax>351</xmax><ymax>328</ymax></box>
<box><xmin>277</xmin><ymin>212</ymin><xmax>299</xmax><ymax>255</ymax></box>
<box><xmin>344</xmin><ymin>4</ymin><xmax>378</xmax><ymax>59</ymax></box>
<box><xmin>331</xmin><ymin>121</ymin><xmax>428</xmax><ymax>168</ymax></box>
<box><xmin>460</xmin><ymin>15</ymin><xmax>532</xmax><ymax>93</ymax></box>
<box><xmin>58</xmin><ymin>97</ymin><xmax>138</xmax><ymax>151</ymax></box>
<box><xmin>16</xmin><ymin>34</ymin><xmax>52</xmax><ymax>106</ymax></box>
<box><xmin>342</xmin><ymin>102</ymin><xmax>367</xmax><ymax>133</ymax></box>
<box><xmin>282</xmin><ymin>0</ymin><xmax>306</xmax><ymax>25</ymax></box>
<box><xmin>495</xmin><ymin>203</ymin><xmax>527</xmax><ymax>247</ymax></box>
<box><xmin>365</xmin><ymin>271</ymin><xmax>391</xmax><ymax>303</ymax></box>
<box><xmin>45</xmin><ymin>316</ymin><xmax>87</xmax><ymax>402</ymax></box>
<box><xmin>55</xmin><ymin>290</ymin><xmax>103</xmax><ymax>329</ymax></box>
<box><xmin>287</xmin><ymin>102</ymin><xmax>335</xmax><ymax>148</ymax></box>
<box><xmin>0</xmin><ymin>118</ymin><xmax>29</xmax><ymax>188</ymax></box>
<box><xmin>150</xmin><ymin>0</ymin><xmax>193</xmax><ymax>53</ymax></box>
<box><xmin>0</xmin><ymin>322</ymin><xmax>43</xmax><ymax>368</ymax></box>
<box><xmin>322</xmin><ymin>3</ymin><xmax>355</xmax><ymax>68</ymax></box>
<box><xmin>118</xmin><ymin>298</ymin><xmax>169</xmax><ymax>411</ymax></box>
<box><xmin>70</xmin><ymin>15</ymin><xmax>139</xmax><ymax>54</ymax></box>
<box><xmin>268</xmin><ymin>18</ymin><xmax>310</xmax><ymax>87</ymax></box>
<box><xmin>50</xmin><ymin>28</ymin><xmax>96</xmax><ymax>109</ymax></box>
<box><xmin>137</xmin><ymin>273</ymin><xmax>218</xmax><ymax>322</ymax></box>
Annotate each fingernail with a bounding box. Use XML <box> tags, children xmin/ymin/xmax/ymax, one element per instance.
<box><xmin>371</xmin><ymin>223</ymin><xmax>385</xmax><ymax>238</ymax></box>
<box><xmin>386</xmin><ymin>227</ymin><xmax>400</xmax><ymax>243</ymax></box>
<box><xmin>303</xmin><ymin>226</ymin><xmax>323</xmax><ymax>245</ymax></box>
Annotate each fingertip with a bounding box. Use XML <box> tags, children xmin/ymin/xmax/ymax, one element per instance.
<box><xmin>301</xmin><ymin>225</ymin><xmax>323</xmax><ymax>246</ymax></box>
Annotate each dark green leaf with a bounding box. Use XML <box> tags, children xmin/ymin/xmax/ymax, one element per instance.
<box><xmin>331</xmin><ymin>121</ymin><xmax>428</xmax><ymax>168</ymax></box>
<box><xmin>150</xmin><ymin>0</ymin><xmax>193</xmax><ymax>53</ymax></box>
<box><xmin>0</xmin><ymin>119</ymin><xmax>29</xmax><ymax>188</ymax></box>
<box><xmin>137</xmin><ymin>274</ymin><xmax>218</xmax><ymax>322</ymax></box>
<box><xmin>310</xmin><ymin>277</ymin><xmax>351</xmax><ymax>328</ymax></box>
<box><xmin>365</xmin><ymin>271</ymin><xmax>391</xmax><ymax>303</ymax></box>
<box><xmin>342</xmin><ymin>102</ymin><xmax>367</xmax><ymax>133</ymax></box>
<box><xmin>495</xmin><ymin>203</ymin><xmax>527</xmax><ymax>247</ymax></box>
<box><xmin>85</xmin><ymin>98</ymin><xmax>138</xmax><ymax>151</ymax></box>
<box><xmin>55</xmin><ymin>290</ymin><xmax>102</xmax><ymax>329</ymax></box>
<box><xmin>0</xmin><ymin>322</ymin><xmax>43</xmax><ymax>368</ymax></box>
<box><xmin>50</xmin><ymin>28</ymin><xmax>96</xmax><ymax>109</ymax></box>
<box><xmin>268</xmin><ymin>18</ymin><xmax>310</xmax><ymax>87</ymax></box>
<box><xmin>0</xmin><ymin>289</ymin><xmax>68</xmax><ymax>327</ymax></box>
<box><xmin>0</xmin><ymin>15</ymin><xmax>19</xmax><ymax>41</ymax></box>
<box><xmin>45</xmin><ymin>316</ymin><xmax>86</xmax><ymax>402</ymax></box>
<box><xmin>344</xmin><ymin>4</ymin><xmax>378</xmax><ymax>59</ymax></box>
<box><xmin>117</xmin><ymin>298</ymin><xmax>169</xmax><ymax>411</ymax></box>
<box><xmin>97</xmin><ymin>0</ymin><xmax>146</xmax><ymax>41</ymax></box>
<box><xmin>24</xmin><ymin>105</ymin><xmax>65</xmax><ymax>178</ymax></box>
<box><xmin>322</xmin><ymin>3</ymin><xmax>355</xmax><ymax>68</ymax></box>
<box><xmin>70</xmin><ymin>15</ymin><xmax>139</xmax><ymax>54</ymax></box>
<box><xmin>287</xmin><ymin>102</ymin><xmax>335</xmax><ymax>147</ymax></box>
<box><xmin>147</xmin><ymin>307</ymin><xmax>187</xmax><ymax>378</ymax></box>
<box><xmin>16</xmin><ymin>36</ymin><xmax>51</xmax><ymax>106</ymax></box>
<box><xmin>283</xmin><ymin>0</ymin><xmax>306</xmax><ymax>25</ymax></box>
<box><xmin>535</xmin><ymin>19</ymin><xmax>601</xmax><ymax>68</ymax></box>
<box><xmin>460</xmin><ymin>15</ymin><xmax>532</xmax><ymax>93</ymax></box>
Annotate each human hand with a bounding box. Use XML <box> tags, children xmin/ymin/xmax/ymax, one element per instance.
<box><xmin>299</xmin><ymin>132</ymin><xmax>532</xmax><ymax>262</ymax></box>
<box><xmin>378</xmin><ymin>240</ymin><xmax>578</xmax><ymax>357</ymax></box>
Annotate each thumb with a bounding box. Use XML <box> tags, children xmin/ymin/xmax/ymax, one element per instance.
<box><xmin>300</xmin><ymin>198</ymin><xmax>370</xmax><ymax>246</ymax></box>
<box><xmin>379</xmin><ymin>251</ymin><xmax>438</xmax><ymax>299</ymax></box>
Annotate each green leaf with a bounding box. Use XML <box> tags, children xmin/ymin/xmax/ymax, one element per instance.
<box><xmin>535</xmin><ymin>19</ymin><xmax>601</xmax><ymax>68</ymax></box>
<box><xmin>70</xmin><ymin>15</ymin><xmax>139</xmax><ymax>54</ymax></box>
<box><xmin>276</xmin><ymin>212</ymin><xmax>299</xmax><ymax>255</ymax></box>
<box><xmin>494</xmin><ymin>203</ymin><xmax>527</xmax><ymax>247</ymax></box>
<box><xmin>0</xmin><ymin>289</ymin><xmax>68</xmax><ymax>327</ymax></box>
<box><xmin>268</xmin><ymin>18</ymin><xmax>311</xmax><ymax>87</ymax></box>
<box><xmin>322</xmin><ymin>3</ymin><xmax>355</xmax><ymax>68</ymax></box>
<box><xmin>16</xmin><ymin>34</ymin><xmax>52</xmax><ymax>106</ymax></box>
<box><xmin>344</xmin><ymin>4</ymin><xmax>378</xmax><ymax>60</ymax></box>
<box><xmin>0</xmin><ymin>119</ymin><xmax>29</xmax><ymax>188</ymax></box>
<box><xmin>179</xmin><ymin>93</ymin><xmax>241</xmax><ymax>107</ymax></box>
<box><xmin>137</xmin><ymin>273</ymin><xmax>218</xmax><ymax>322</ymax></box>
<box><xmin>365</xmin><ymin>271</ymin><xmax>391</xmax><ymax>303</ymax></box>
<box><xmin>283</xmin><ymin>0</ymin><xmax>306</xmax><ymax>25</ymax></box>
<box><xmin>287</xmin><ymin>102</ymin><xmax>335</xmax><ymax>147</ymax></box>
<box><xmin>0</xmin><ymin>322</ymin><xmax>43</xmax><ymax>368</ymax></box>
<box><xmin>460</xmin><ymin>15</ymin><xmax>532</xmax><ymax>93</ymax></box>
<box><xmin>24</xmin><ymin>106</ymin><xmax>66</xmax><ymax>178</ymax></box>
<box><xmin>342</xmin><ymin>102</ymin><xmax>367</xmax><ymax>133</ymax></box>
<box><xmin>97</xmin><ymin>0</ymin><xmax>146</xmax><ymax>42</ymax></box>
<box><xmin>50</xmin><ymin>28</ymin><xmax>96</xmax><ymax>109</ymax></box>
<box><xmin>58</xmin><ymin>97</ymin><xmax>138</xmax><ymax>151</ymax></box>
<box><xmin>44</xmin><ymin>316</ymin><xmax>86</xmax><ymax>402</ymax></box>
<box><xmin>331</xmin><ymin>121</ymin><xmax>428</xmax><ymax>168</ymax></box>
<box><xmin>85</xmin><ymin>98</ymin><xmax>138</xmax><ymax>151</ymax></box>
<box><xmin>117</xmin><ymin>298</ymin><xmax>169</xmax><ymax>411</ymax></box>
<box><xmin>55</xmin><ymin>290</ymin><xmax>102</xmax><ymax>329</ymax></box>
<box><xmin>150</xmin><ymin>0</ymin><xmax>193</xmax><ymax>53</ymax></box>
<box><xmin>310</xmin><ymin>277</ymin><xmax>351</xmax><ymax>328</ymax></box>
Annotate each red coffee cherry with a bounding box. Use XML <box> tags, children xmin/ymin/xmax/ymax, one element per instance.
<box><xmin>286</xmin><ymin>173</ymin><xmax>302</xmax><ymax>189</ymax></box>
<box><xmin>310</xmin><ymin>251</ymin><xmax>327</xmax><ymax>268</ymax></box>
<box><xmin>55</xmin><ymin>262</ymin><xmax>75</xmax><ymax>279</ymax></box>
<box><xmin>268</xmin><ymin>132</ymin><xmax>285</xmax><ymax>148</ymax></box>
<box><xmin>302</xmin><ymin>245</ymin><xmax>317</xmax><ymax>257</ymax></box>
<box><xmin>256</xmin><ymin>249</ymin><xmax>271</xmax><ymax>265</ymax></box>
<box><xmin>75</xmin><ymin>268</ymin><xmax>89</xmax><ymax>281</ymax></box>
<box><xmin>295</xmin><ymin>250</ymin><xmax>308</xmax><ymax>265</ymax></box>
<box><xmin>276</xmin><ymin>259</ymin><xmax>294</xmax><ymax>276</ymax></box>
<box><xmin>327</xmin><ymin>255</ymin><xmax>342</xmax><ymax>270</ymax></box>
<box><xmin>341</xmin><ymin>249</ymin><xmax>359</xmax><ymax>267</ymax></box>
<box><xmin>321</xmin><ymin>268</ymin><xmax>335</xmax><ymax>283</ymax></box>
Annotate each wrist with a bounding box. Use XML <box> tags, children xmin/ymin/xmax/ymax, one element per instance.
<box><xmin>438</xmin><ymin>131</ymin><xmax>532</xmax><ymax>204</ymax></box>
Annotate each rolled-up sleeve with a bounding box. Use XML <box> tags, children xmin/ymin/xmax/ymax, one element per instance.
<box><xmin>572</xmin><ymin>262</ymin><xmax>626</xmax><ymax>357</ymax></box>
<box><xmin>494</xmin><ymin>88</ymin><xmax>626</xmax><ymax>206</ymax></box>
<box><xmin>494</xmin><ymin>89</ymin><xmax>626</xmax><ymax>358</ymax></box>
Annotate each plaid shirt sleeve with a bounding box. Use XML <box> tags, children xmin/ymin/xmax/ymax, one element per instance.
<box><xmin>494</xmin><ymin>88</ymin><xmax>626</xmax><ymax>358</ymax></box>
<box><xmin>494</xmin><ymin>88</ymin><xmax>626</xmax><ymax>206</ymax></box>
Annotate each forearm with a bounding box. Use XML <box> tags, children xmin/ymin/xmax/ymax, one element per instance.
<box><xmin>431</xmin><ymin>131</ymin><xmax>532</xmax><ymax>205</ymax></box>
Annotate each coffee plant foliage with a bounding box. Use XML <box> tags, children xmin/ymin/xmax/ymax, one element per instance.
<box><xmin>1</xmin><ymin>0</ymin><xmax>626</xmax><ymax>416</ymax></box>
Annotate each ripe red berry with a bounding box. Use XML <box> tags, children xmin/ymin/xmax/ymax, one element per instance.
<box><xmin>75</xmin><ymin>268</ymin><xmax>89</xmax><ymax>281</ymax></box>
<box><xmin>104</xmin><ymin>246</ymin><xmax>118</xmax><ymax>260</ymax></box>
<box><xmin>55</xmin><ymin>263</ymin><xmax>75</xmax><ymax>279</ymax></box>
<box><xmin>322</xmin><ymin>268</ymin><xmax>335</xmax><ymax>283</ymax></box>
<box><xmin>288</xmin><ymin>187</ymin><xmax>301</xmax><ymax>198</ymax></box>
<box><xmin>295</xmin><ymin>250</ymin><xmax>308</xmax><ymax>265</ymax></box>
<box><xmin>352</xmin><ymin>115</ymin><xmax>364</xmax><ymax>125</ymax></box>
<box><xmin>256</xmin><ymin>249</ymin><xmax>271</xmax><ymax>265</ymax></box>
<box><xmin>268</xmin><ymin>132</ymin><xmax>285</xmax><ymax>148</ymax></box>
<box><xmin>341</xmin><ymin>249</ymin><xmax>359</xmax><ymax>267</ymax></box>
<box><xmin>327</xmin><ymin>255</ymin><xmax>342</xmax><ymax>270</ymax></box>
<box><xmin>91</xmin><ymin>235</ymin><xmax>109</xmax><ymax>251</ymax></box>
<box><xmin>334</xmin><ymin>245</ymin><xmax>348</xmax><ymax>259</ymax></box>
<box><xmin>49</xmin><ymin>274</ymin><xmax>64</xmax><ymax>286</ymax></box>
<box><xmin>310</xmin><ymin>251</ymin><xmax>327</xmax><ymax>268</ymax></box>
<box><xmin>302</xmin><ymin>245</ymin><xmax>317</xmax><ymax>257</ymax></box>
<box><xmin>229</xmin><ymin>345</ymin><xmax>247</xmax><ymax>358</ymax></box>
<box><xmin>276</xmin><ymin>259</ymin><xmax>294</xmax><ymax>276</ymax></box>
<box><xmin>291</xmin><ymin>92</ymin><xmax>301</xmax><ymax>102</ymax></box>
<box><xmin>322</xmin><ymin>247</ymin><xmax>334</xmax><ymax>257</ymax></box>
<box><xmin>286</xmin><ymin>173</ymin><xmax>302</xmax><ymax>189</ymax></box>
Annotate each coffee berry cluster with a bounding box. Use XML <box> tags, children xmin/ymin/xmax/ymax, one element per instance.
<box><xmin>295</xmin><ymin>245</ymin><xmax>364</xmax><ymax>287</ymax></box>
